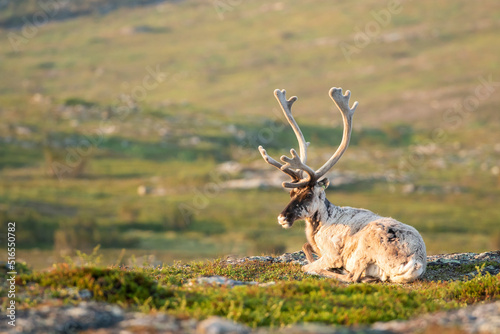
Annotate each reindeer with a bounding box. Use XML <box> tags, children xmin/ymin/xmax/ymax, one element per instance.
<box><xmin>258</xmin><ymin>87</ymin><xmax>426</xmax><ymax>283</ymax></box>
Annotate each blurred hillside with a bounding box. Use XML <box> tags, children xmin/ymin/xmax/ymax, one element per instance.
<box><xmin>0</xmin><ymin>0</ymin><xmax>166</xmax><ymax>28</ymax></box>
<box><xmin>0</xmin><ymin>0</ymin><xmax>499</xmax><ymax>268</ymax></box>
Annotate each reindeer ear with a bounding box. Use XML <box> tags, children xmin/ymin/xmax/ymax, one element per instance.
<box><xmin>318</xmin><ymin>178</ymin><xmax>330</xmax><ymax>189</ymax></box>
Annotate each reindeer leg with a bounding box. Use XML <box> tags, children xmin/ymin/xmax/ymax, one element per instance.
<box><xmin>302</xmin><ymin>256</ymin><xmax>352</xmax><ymax>283</ymax></box>
<box><xmin>345</xmin><ymin>257</ymin><xmax>367</xmax><ymax>282</ymax></box>
<box><xmin>302</xmin><ymin>243</ymin><xmax>316</xmax><ymax>263</ymax></box>
<box><xmin>346</xmin><ymin>250</ymin><xmax>375</xmax><ymax>283</ymax></box>
<box><xmin>315</xmin><ymin>269</ymin><xmax>351</xmax><ymax>283</ymax></box>
<box><xmin>348</xmin><ymin>266</ymin><xmax>365</xmax><ymax>282</ymax></box>
<box><xmin>360</xmin><ymin>276</ymin><xmax>379</xmax><ymax>283</ymax></box>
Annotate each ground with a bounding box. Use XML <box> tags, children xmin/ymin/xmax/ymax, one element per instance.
<box><xmin>1</xmin><ymin>250</ymin><xmax>499</xmax><ymax>333</ymax></box>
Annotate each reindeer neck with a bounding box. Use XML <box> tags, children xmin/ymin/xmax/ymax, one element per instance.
<box><xmin>305</xmin><ymin>196</ymin><xmax>339</xmax><ymax>239</ymax></box>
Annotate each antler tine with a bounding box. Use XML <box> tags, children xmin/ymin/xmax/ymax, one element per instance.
<box><xmin>280</xmin><ymin>149</ymin><xmax>315</xmax><ymax>183</ymax></box>
<box><xmin>315</xmin><ymin>87</ymin><xmax>358</xmax><ymax>180</ymax></box>
<box><xmin>274</xmin><ymin>89</ymin><xmax>310</xmax><ymax>163</ymax></box>
<box><xmin>282</xmin><ymin>179</ymin><xmax>311</xmax><ymax>188</ymax></box>
<box><xmin>258</xmin><ymin>146</ymin><xmax>301</xmax><ymax>181</ymax></box>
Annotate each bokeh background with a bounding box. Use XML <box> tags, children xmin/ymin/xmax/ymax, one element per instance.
<box><xmin>1</xmin><ymin>0</ymin><xmax>499</xmax><ymax>269</ymax></box>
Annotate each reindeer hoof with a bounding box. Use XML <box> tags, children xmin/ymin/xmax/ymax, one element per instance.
<box><xmin>302</xmin><ymin>264</ymin><xmax>320</xmax><ymax>276</ymax></box>
<box><xmin>305</xmin><ymin>270</ymin><xmax>320</xmax><ymax>276</ymax></box>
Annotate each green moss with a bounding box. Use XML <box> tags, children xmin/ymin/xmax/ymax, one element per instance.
<box><xmin>22</xmin><ymin>265</ymin><xmax>173</xmax><ymax>306</ymax></box>
<box><xmin>158</xmin><ymin>260</ymin><xmax>308</xmax><ymax>286</ymax></box>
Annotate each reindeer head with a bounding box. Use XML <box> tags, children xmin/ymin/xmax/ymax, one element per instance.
<box><xmin>259</xmin><ymin>87</ymin><xmax>358</xmax><ymax>228</ymax></box>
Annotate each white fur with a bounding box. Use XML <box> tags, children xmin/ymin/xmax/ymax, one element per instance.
<box><xmin>280</xmin><ymin>185</ymin><xmax>427</xmax><ymax>283</ymax></box>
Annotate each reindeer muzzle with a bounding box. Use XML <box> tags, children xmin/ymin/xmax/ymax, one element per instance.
<box><xmin>278</xmin><ymin>215</ymin><xmax>293</xmax><ymax>229</ymax></box>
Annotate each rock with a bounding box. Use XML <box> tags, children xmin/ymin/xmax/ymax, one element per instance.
<box><xmin>8</xmin><ymin>302</ymin><xmax>124</xmax><ymax>333</ymax></box>
<box><xmin>402</xmin><ymin>183</ymin><xmax>416</xmax><ymax>194</ymax></box>
<box><xmin>57</xmin><ymin>288</ymin><xmax>93</xmax><ymax>300</ymax></box>
<box><xmin>427</xmin><ymin>258</ymin><xmax>461</xmax><ymax>266</ymax></box>
<box><xmin>138</xmin><ymin>185</ymin><xmax>152</xmax><ymax>196</ymax></box>
<box><xmin>137</xmin><ymin>185</ymin><xmax>167</xmax><ymax>196</ymax></box>
<box><xmin>197</xmin><ymin>316</ymin><xmax>251</xmax><ymax>334</ymax></box>
<box><xmin>283</xmin><ymin>323</ymin><xmax>350</xmax><ymax>333</ymax></box>
<box><xmin>193</xmin><ymin>276</ymin><xmax>248</xmax><ymax>287</ymax></box>
<box><xmin>15</xmin><ymin>126</ymin><xmax>32</xmax><ymax>136</ymax></box>
<box><xmin>485</xmin><ymin>265</ymin><xmax>498</xmax><ymax>274</ymax></box>
<box><xmin>247</xmin><ymin>255</ymin><xmax>274</xmax><ymax>262</ymax></box>
<box><xmin>373</xmin><ymin>301</ymin><xmax>500</xmax><ymax>334</ymax></box>
<box><xmin>226</xmin><ymin>251</ymin><xmax>310</xmax><ymax>266</ymax></box>
<box><xmin>190</xmin><ymin>276</ymin><xmax>275</xmax><ymax>288</ymax></box>
<box><xmin>217</xmin><ymin>161</ymin><xmax>243</xmax><ymax>175</ymax></box>
<box><xmin>274</xmin><ymin>251</ymin><xmax>309</xmax><ymax>265</ymax></box>
<box><xmin>119</xmin><ymin>313</ymin><xmax>180</xmax><ymax>332</ymax></box>
<box><xmin>79</xmin><ymin>289</ymin><xmax>92</xmax><ymax>300</ymax></box>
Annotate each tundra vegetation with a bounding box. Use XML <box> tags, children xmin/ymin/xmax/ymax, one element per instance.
<box><xmin>1</xmin><ymin>252</ymin><xmax>500</xmax><ymax>328</ymax></box>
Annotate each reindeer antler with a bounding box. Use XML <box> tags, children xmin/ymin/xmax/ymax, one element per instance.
<box><xmin>258</xmin><ymin>146</ymin><xmax>301</xmax><ymax>182</ymax></box>
<box><xmin>274</xmin><ymin>89</ymin><xmax>310</xmax><ymax>163</ymax></box>
<box><xmin>259</xmin><ymin>87</ymin><xmax>358</xmax><ymax>189</ymax></box>
<box><xmin>280</xmin><ymin>149</ymin><xmax>316</xmax><ymax>188</ymax></box>
<box><xmin>314</xmin><ymin>87</ymin><xmax>357</xmax><ymax>180</ymax></box>
<box><xmin>259</xmin><ymin>89</ymin><xmax>314</xmax><ymax>187</ymax></box>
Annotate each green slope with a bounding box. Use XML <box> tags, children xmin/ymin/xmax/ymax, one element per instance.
<box><xmin>0</xmin><ymin>0</ymin><xmax>499</xmax><ymax>268</ymax></box>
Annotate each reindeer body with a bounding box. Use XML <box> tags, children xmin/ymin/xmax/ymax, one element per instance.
<box><xmin>298</xmin><ymin>187</ymin><xmax>426</xmax><ymax>282</ymax></box>
<box><xmin>259</xmin><ymin>87</ymin><xmax>427</xmax><ymax>283</ymax></box>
